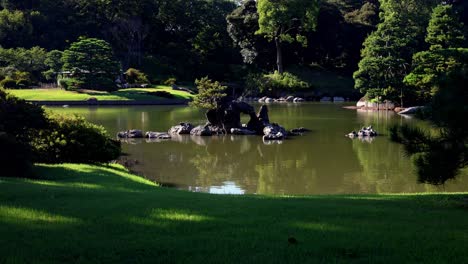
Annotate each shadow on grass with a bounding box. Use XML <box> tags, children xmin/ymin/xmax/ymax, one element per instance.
<box><xmin>0</xmin><ymin>165</ymin><xmax>467</xmax><ymax>263</ymax></box>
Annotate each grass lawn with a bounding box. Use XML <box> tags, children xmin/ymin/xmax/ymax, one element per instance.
<box><xmin>1</xmin><ymin>164</ymin><xmax>467</xmax><ymax>263</ymax></box>
<box><xmin>7</xmin><ymin>85</ymin><xmax>195</xmax><ymax>101</ymax></box>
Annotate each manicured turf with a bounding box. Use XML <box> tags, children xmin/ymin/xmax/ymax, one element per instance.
<box><xmin>8</xmin><ymin>86</ymin><xmax>195</xmax><ymax>101</ymax></box>
<box><xmin>0</xmin><ymin>164</ymin><xmax>467</xmax><ymax>263</ymax></box>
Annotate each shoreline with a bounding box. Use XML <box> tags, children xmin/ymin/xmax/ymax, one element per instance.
<box><xmin>28</xmin><ymin>99</ymin><xmax>190</xmax><ymax>106</ymax></box>
<box><xmin>342</xmin><ymin>105</ymin><xmax>406</xmax><ymax>113</ymax></box>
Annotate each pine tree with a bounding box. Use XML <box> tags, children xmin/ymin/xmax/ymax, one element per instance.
<box><xmin>426</xmin><ymin>4</ymin><xmax>465</xmax><ymax>50</ymax></box>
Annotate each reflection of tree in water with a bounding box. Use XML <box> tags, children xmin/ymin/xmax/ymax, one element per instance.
<box><xmin>351</xmin><ymin>110</ymin><xmax>468</xmax><ymax>193</ymax></box>
<box><xmin>350</xmin><ymin>138</ymin><xmax>416</xmax><ymax>193</ymax></box>
<box><xmin>189</xmin><ymin>136</ymin><xmax>260</xmax><ymax>193</ymax></box>
<box><xmin>255</xmin><ymin>144</ymin><xmax>318</xmax><ymax>195</ymax></box>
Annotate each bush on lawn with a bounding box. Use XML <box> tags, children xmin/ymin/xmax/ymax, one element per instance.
<box><xmin>125</xmin><ymin>68</ymin><xmax>149</xmax><ymax>84</ymax></box>
<box><xmin>0</xmin><ymin>78</ymin><xmax>17</xmax><ymax>89</ymax></box>
<box><xmin>32</xmin><ymin>114</ymin><xmax>121</xmax><ymax>164</ymax></box>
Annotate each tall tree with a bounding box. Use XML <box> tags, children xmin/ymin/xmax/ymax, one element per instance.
<box><xmin>227</xmin><ymin>0</ymin><xmax>261</xmax><ymax>64</ymax></box>
<box><xmin>404</xmin><ymin>4</ymin><xmax>466</xmax><ymax>103</ymax></box>
<box><xmin>426</xmin><ymin>4</ymin><xmax>465</xmax><ymax>50</ymax></box>
<box><xmin>353</xmin><ymin>0</ymin><xmax>439</xmax><ymax>104</ymax></box>
<box><xmin>62</xmin><ymin>37</ymin><xmax>120</xmax><ymax>91</ymax></box>
<box><xmin>255</xmin><ymin>0</ymin><xmax>319</xmax><ymax>73</ymax></box>
<box><xmin>391</xmin><ymin>3</ymin><xmax>468</xmax><ymax>185</ymax></box>
<box><xmin>0</xmin><ymin>9</ymin><xmax>32</xmax><ymax>48</ymax></box>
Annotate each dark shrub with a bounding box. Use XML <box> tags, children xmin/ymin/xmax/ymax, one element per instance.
<box><xmin>0</xmin><ymin>78</ymin><xmax>17</xmax><ymax>89</ymax></box>
<box><xmin>32</xmin><ymin>114</ymin><xmax>121</xmax><ymax>164</ymax></box>
<box><xmin>58</xmin><ymin>78</ymin><xmax>82</xmax><ymax>90</ymax></box>
<box><xmin>148</xmin><ymin>91</ymin><xmax>175</xmax><ymax>99</ymax></box>
<box><xmin>125</xmin><ymin>68</ymin><xmax>149</xmax><ymax>84</ymax></box>
<box><xmin>164</xmin><ymin>77</ymin><xmax>177</xmax><ymax>86</ymax></box>
<box><xmin>0</xmin><ymin>88</ymin><xmax>48</xmax><ymax>139</ymax></box>
<box><xmin>261</xmin><ymin>71</ymin><xmax>310</xmax><ymax>96</ymax></box>
<box><xmin>0</xmin><ymin>132</ymin><xmax>34</xmax><ymax>178</ymax></box>
<box><xmin>244</xmin><ymin>71</ymin><xmax>310</xmax><ymax>97</ymax></box>
<box><xmin>16</xmin><ymin>79</ymin><xmax>30</xmax><ymax>89</ymax></box>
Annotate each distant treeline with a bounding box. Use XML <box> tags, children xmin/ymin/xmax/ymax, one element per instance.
<box><xmin>0</xmin><ymin>0</ymin><xmax>383</xmax><ymax>82</ymax></box>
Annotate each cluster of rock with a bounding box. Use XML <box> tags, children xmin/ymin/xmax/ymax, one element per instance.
<box><xmin>356</xmin><ymin>97</ymin><xmax>396</xmax><ymax>111</ymax></box>
<box><xmin>117</xmin><ymin>100</ymin><xmax>309</xmax><ymax>143</ymax></box>
<box><xmin>117</xmin><ymin>130</ymin><xmax>172</xmax><ymax>140</ymax></box>
<box><xmin>238</xmin><ymin>96</ymin><xmax>351</xmax><ymax>103</ymax></box>
<box><xmin>238</xmin><ymin>96</ymin><xmax>305</xmax><ymax>103</ymax></box>
<box><xmin>346</xmin><ymin>126</ymin><xmax>378</xmax><ymax>138</ymax></box>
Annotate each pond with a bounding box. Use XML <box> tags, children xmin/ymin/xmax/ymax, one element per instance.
<box><xmin>51</xmin><ymin>103</ymin><xmax>468</xmax><ymax>195</ymax></box>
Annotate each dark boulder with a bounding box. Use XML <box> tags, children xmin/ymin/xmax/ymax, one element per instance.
<box><xmin>168</xmin><ymin>122</ymin><xmax>194</xmax><ymax>135</ymax></box>
<box><xmin>146</xmin><ymin>132</ymin><xmax>172</xmax><ymax>139</ymax></box>
<box><xmin>263</xmin><ymin>124</ymin><xmax>287</xmax><ymax>140</ymax></box>
<box><xmin>117</xmin><ymin>129</ymin><xmax>144</xmax><ymax>138</ymax></box>
<box><xmin>231</xmin><ymin>128</ymin><xmax>256</xmax><ymax>135</ymax></box>
<box><xmin>263</xmin><ymin>124</ymin><xmax>287</xmax><ymax>136</ymax></box>
<box><xmin>190</xmin><ymin>125</ymin><xmax>213</xmax><ymax>136</ymax></box>
<box><xmin>206</xmin><ymin>99</ymin><xmax>261</xmax><ymax>133</ymax></box>
<box><xmin>263</xmin><ymin>132</ymin><xmax>285</xmax><ymax>141</ymax></box>
<box><xmin>257</xmin><ymin>105</ymin><xmax>270</xmax><ymax>124</ymax></box>
<box><xmin>246</xmin><ymin>112</ymin><xmax>265</xmax><ymax>134</ymax></box>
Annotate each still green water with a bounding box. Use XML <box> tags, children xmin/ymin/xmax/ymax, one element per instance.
<box><xmin>51</xmin><ymin>103</ymin><xmax>468</xmax><ymax>195</ymax></box>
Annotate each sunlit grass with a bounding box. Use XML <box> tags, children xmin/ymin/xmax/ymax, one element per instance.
<box><xmin>0</xmin><ymin>163</ymin><xmax>467</xmax><ymax>263</ymax></box>
<box><xmin>0</xmin><ymin>206</ymin><xmax>80</xmax><ymax>224</ymax></box>
<box><xmin>8</xmin><ymin>86</ymin><xmax>194</xmax><ymax>101</ymax></box>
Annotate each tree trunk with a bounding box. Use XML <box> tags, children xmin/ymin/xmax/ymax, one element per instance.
<box><xmin>275</xmin><ymin>37</ymin><xmax>283</xmax><ymax>74</ymax></box>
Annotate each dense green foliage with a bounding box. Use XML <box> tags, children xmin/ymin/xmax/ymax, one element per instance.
<box><xmin>391</xmin><ymin>4</ymin><xmax>468</xmax><ymax>185</ymax></box>
<box><xmin>0</xmin><ymin>89</ymin><xmax>121</xmax><ymax>177</ymax></box>
<box><xmin>32</xmin><ymin>114</ymin><xmax>121</xmax><ymax>164</ymax></box>
<box><xmin>0</xmin><ymin>46</ymin><xmax>48</xmax><ymax>84</ymax></box>
<box><xmin>0</xmin><ymin>78</ymin><xmax>16</xmax><ymax>88</ymax></box>
<box><xmin>426</xmin><ymin>4</ymin><xmax>466</xmax><ymax>50</ymax></box>
<box><xmin>404</xmin><ymin>48</ymin><xmax>468</xmax><ymax>103</ymax></box>
<box><xmin>0</xmin><ymin>0</ymin><xmax>388</xmax><ymax>95</ymax></box>
<box><xmin>391</xmin><ymin>70</ymin><xmax>468</xmax><ymax>185</ymax></box>
<box><xmin>0</xmin><ymin>88</ymin><xmax>47</xmax><ymax>176</ymax></box>
<box><xmin>245</xmin><ymin>71</ymin><xmax>309</xmax><ymax>96</ymax></box>
<box><xmin>190</xmin><ymin>77</ymin><xmax>227</xmax><ymax>109</ymax></box>
<box><xmin>227</xmin><ymin>0</ymin><xmax>264</xmax><ymax>65</ymax></box>
<box><xmin>0</xmin><ymin>88</ymin><xmax>48</xmax><ymax>137</ymax></box>
<box><xmin>256</xmin><ymin>0</ymin><xmax>319</xmax><ymax>73</ymax></box>
<box><xmin>227</xmin><ymin>0</ymin><xmax>380</xmax><ymax>75</ymax></box>
<box><xmin>62</xmin><ymin>38</ymin><xmax>120</xmax><ymax>91</ymax></box>
<box><xmin>353</xmin><ymin>0</ymin><xmax>440</xmax><ymax>104</ymax></box>
<box><xmin>404</xmin><ymin>4</ymin><xmax>467</xmax><ymax>104</ymax></box>
<box><xmin>1</xmin><ymin>163</ymin><xmax>468</xmax><ymax>262</ymax></box>
<box><xmin>124</xmin><ymin>68</ymin><xmax>149</xmax><ymax>85</ymax></box>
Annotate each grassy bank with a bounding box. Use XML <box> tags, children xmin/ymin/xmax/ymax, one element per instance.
<box><xmin>8</xmin><ymin>86</ymin><xmax>194</xmax><ymax>101</ymax></box>
<box><xmin>0</xmin><ymin>164</ymin><xmax>467</xmax><ymax>263</ymax></box>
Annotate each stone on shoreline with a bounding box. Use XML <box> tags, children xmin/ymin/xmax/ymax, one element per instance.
<box><xmin>117</xmin><ymin>129</ymin><xmax>144</xmax><ymax>138</ymax></box>
<box><xmin>190</xmin><ymin>125</ymin><xmax>213</xmax><ymax>136</ymax></box>
<box><xmin>145</xmin><ymin>132</ymin><xmax>172</xmax><ymax>139</ymax></box>
<box><xmin>168</xmin><ymin>122</ymin><xmax>194</xmax><ymax>135</ymax></box>
<box><xmin>231</xmin><ymin>128</ymin><xmax>256</xmax><ymax>135</ymax></box>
